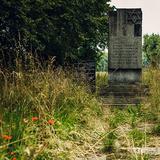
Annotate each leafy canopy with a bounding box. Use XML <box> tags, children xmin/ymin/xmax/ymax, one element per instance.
<box><xmin>0</xmin><ymin>0</ymin><xmax>112</xmax><ymax>66</ymax></box>
<box><xmin>143</xmin><ymin>34</ymin><xmax>160</xmax><ymax>67</ymax></box>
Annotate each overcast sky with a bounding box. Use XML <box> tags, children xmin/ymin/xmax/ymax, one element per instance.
<box><xmin>110</xmin><ymin>0</ymin><xmax>160</xmax><ymax>35</ymax></box>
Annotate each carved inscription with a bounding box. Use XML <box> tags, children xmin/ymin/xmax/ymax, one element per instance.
<box><xmin>112</xmin><ymin>43</ymin><xmax>138</xmax><ymax>65</ymax></box>
<box><xmin>109</xmin><ymin>38</ymin><xmax>141</xmax><ymax>69</ymax></box>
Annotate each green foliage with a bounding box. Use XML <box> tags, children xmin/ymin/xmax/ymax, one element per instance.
<box><xmin>103</xmin><ymin>131</ymin><xmax>117</xmax><ymax>153</ymax></box>
<box><xmin>108</xmin><ymin>106</ymin><xmax>142</xmax><ymax>129</ymax></box>
<box><xmin>128</xmin><ymin>129</ymin><xmax>147</xmax><ymax>147</ymax></box>
<box><xmin>127</xmin><ymin>106</ymin><xmax>142</xmax><ymax>128</ymax></box>
<box><xmin>143</xmin><ymin>68</ymin><xmax>160</xmax><ymax>113</ymax></box>
<box><xmin>96</xmin><ymin>51</ymin><xmax>108</xmax><ymax>71</ymax></box>
<box><xmin>152</xmin><ymin>124</ymin><xmax>160</xmax><ymax>136</ymax></box>
<box><xmin>142</xmin><ymin>112</ymin><xmax>158</xmax><ymax>122</ymax></box>
<box><xmin>96</xmin><ymin>72</ymin><xmax>108</xmax><ymax>88</ymax></box>
<box><xmin>0</xmin><ymin>0</ymin><xmax>112</xmax><ymax>66</ymax></box>
<box><xmin>109</xmin><ymin>110</ymin><xmax>127</xmax><ymax>128</ymax></box>
<box><xmin>130</xmin><ymin>154</ymin><xmax>150</xmax><ymax>160</ymax></box>
<box><xmin>143</xmin><ymin>34</ymin><xmax>160</xmax><ymax>67</ymax></box>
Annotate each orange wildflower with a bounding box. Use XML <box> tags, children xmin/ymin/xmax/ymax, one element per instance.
<box><xmin>32</xmin><ymin>117</ymin><xmax>39</xmax><ymax>121</ymax></box>
<box><xmin>2</xmin><ymin>135</ymin><xmax>12</xmax><ymax>140</ymax></box>
<box><xmin>48</xmin><ymin>119</ymin><xmax>55</xmax><ymax>125</ymax></box>
<box><xmin>12</xmin><ymin>158</ymin><xmax>17</xmax><ymax>160</ymax></box>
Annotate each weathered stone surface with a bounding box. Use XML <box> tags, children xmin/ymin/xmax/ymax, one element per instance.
<box><xmin>108</xmin><ymin>9</ymin><xmax>142</xmax><ymax>83</ymax></box>
<box><xmin>108</xmin><ymin>69</ymin><xmax>141</xmax><ymax>83</ymax></box>
<box><xmin>99</xmin><ymin>84</ymin><xmax>149</xmax><ymax>96</ymax></box>
<box><xmin>109</xmin><ymin>37</ymin><xmax>141</xmax><ymax>69</ymax></box>
<box><xmin>99</xmin><ymin>84</ymin><xmax>148</xmax><ymax>105</ymax></box>
<box><xmin>121</xmin><ymin>147</ymin><xmax>160</xmax><ymax>155</ymax></box>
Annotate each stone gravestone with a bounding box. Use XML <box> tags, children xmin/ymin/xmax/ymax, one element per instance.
<box><xmin>73</xmin><ymin>61</ymin><xmax>96</xmax><ymax>92</ymax></box>
<box><xmin>100</xmin><ymin>8</ymin><xmax>147</xmax><ymax>105</ymax></box>
<box><xmin>65</xmin><ymin>60</ymin><xmax>96</xmax><ymax>92</ymax></box>
<box><xmin>108</xmin><ymin>8</ymin><xmax>142</xmax><ymax>84</ymax></box>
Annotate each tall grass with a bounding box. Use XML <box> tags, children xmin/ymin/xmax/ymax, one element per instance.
<box><xmin>0</xmin><ymin>58</ymin><xmax>103</xmax><ymax>159</ymax></box>
<box><xmin>96</xmin><ymin>72</ymin><xmax>108</xmax><ymax>89</ymax></box>
<box><xmin>1</xmin><ymin>59</ymin><xmax>160</xmax><ymax>160</ymax></box>
<box><xmin>143</xmin><ymin>68</ymin><xmax>160</xmax><ymax>114</ymax></box>
<box><xmin>101</xmin><ymin>68</ymin><xmax>160</xmax><ymax>159</ymax></box>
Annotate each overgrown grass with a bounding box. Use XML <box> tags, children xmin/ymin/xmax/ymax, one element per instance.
<box><xmin>101</xmin><ymin>68</ymin><xmax>160</xmax><ymax>159</ymax></box>
<box><xmin>96</xmin><ymin>72</ymin><xmax>108</xmax><ymax>89</ymax></box>
<box><xmin>0</xmin><ymin>60</ymin><xmax>105</xmax><ymax>160</ymax></box>
<box><xmin>143</xmin><ymin>68</ymin><xmax>160</xmax><ymax>115</ymax></box>
<box><xmin>1</xmin><ymin>63</ymin><xmax>160</xmax><ymax>159</ymax></box>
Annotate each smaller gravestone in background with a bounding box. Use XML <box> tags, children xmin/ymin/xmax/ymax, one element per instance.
<box><xmin>74</xmin><ymin>61</ymin><xmax>96</xmax><ymax>92</ymax></box>
<box><xmin>65</xmin><ymin>61</ymin><xmax>96</xmax><ymax>92</ymax></box>
<box><xmin>100</xmin><ymin>8</ymin><xmax>148</xmax><ymax>105</ymax></box>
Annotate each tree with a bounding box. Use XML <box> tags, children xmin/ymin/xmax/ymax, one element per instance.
<box><xmin>0</xmin><ymin>0</ymin><xmax>113</xmax><ymax>67</ymax></box>
<box><xmin>143</xmin><ymin>34</ymin><xmax>160</xmax><ymax>67</ymax></box>
<box><xmin>96</xmin><ymin>50</ymin><xmax>108</xmax><ymax>71</ymax></box>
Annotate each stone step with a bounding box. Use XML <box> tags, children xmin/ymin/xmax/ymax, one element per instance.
<box><xmin>99</xmin><ymin>84</ymin><xmax>148</xmax><ymax>92</ymax></box>
<box><xmin>98</xmin><ymin>84</ymin><xmax>149</xmax><ymax>97</ymax></box>
<box><xmin>101</xmin><ymin>92</ymin><xmax>142</xmax><ymax>96</ymax></box>
<box><xmin>98</xmin><ymin>84</ymin><xmax>148</xmax><ymax>105</ymax></box>
<box><xmin>101</xmin><ymin>96</ymin><xmax>144</xmax><ymax>105</ymax></box>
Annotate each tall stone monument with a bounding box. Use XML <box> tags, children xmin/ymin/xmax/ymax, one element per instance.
<box><xmin>100</xmin><ymin>8</ymin><xmax>146</xmax><ymax>105</ymax></box>
<box><xmin>108</xmin><ymin>8</ymin><xmax>142</xmax><ymax>84</ymax></box>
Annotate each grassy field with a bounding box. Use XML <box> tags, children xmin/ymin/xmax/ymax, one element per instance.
<box><xmin>0</xmin><ymin>62</ymin><xmax>160</xmax><ymax>159</ymax></box>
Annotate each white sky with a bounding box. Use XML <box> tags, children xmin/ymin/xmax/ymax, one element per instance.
<box><xmin>110</xmin><ymin>0</ymin><xmax>160</xmax><ymax>35</ymax></box>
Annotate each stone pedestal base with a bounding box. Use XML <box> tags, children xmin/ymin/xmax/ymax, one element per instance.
<box><xmin>108</xmin><ymin>69</ymin><xmax>142</xmax><ymax>84</ymax></box>
<box><xmin>99</xmin><ymin>84</ymin><xmax>149</xmax><ymax>105</ymax></box>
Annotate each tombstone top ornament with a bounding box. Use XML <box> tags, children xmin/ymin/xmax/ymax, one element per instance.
<box><xmin>126</xmin><ymin>9</ymin><xmax>142</xmax><ymax>24</ymax></box>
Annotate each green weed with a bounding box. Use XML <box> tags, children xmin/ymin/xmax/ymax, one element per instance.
<box><xmin>128</xmin><ymin>129</ymin><xmax>148</xmax><ymax>147</ymax></box>
<box><xmin>103</xmin><ymin>131</ymin><xmax>117</xmax><ymax>153</ymax></box>
<box><xmin>130</xmin><ymin>154</ymin><xmax>150</xmax><ymax>160</ymax></box>
<box><xmin>152</xmin><ymin>124</ymin><xmax>160</xmax><ymax>136</ymax></box>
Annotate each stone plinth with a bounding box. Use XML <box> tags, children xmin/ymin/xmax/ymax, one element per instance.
<box><xmin>99</xmin><ymin>84</ymin><xmax>149</xmax><ymax>105</ymax></box>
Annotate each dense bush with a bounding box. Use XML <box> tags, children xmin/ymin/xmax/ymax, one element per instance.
<box><xmin>0</xmin><ymin>0</ymin><xmax>112</xmax><ymax>67</ymax></box>
<box><xmin>143</xmin><ymin>34</ymin><xmax>160</xmax><ymax>67</ymax></box>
